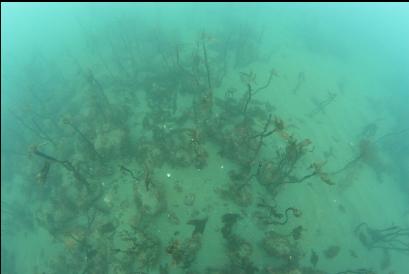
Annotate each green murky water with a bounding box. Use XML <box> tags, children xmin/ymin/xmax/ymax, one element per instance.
<box><xmin>1</xmin><ymin>3</ymin><xmax>409</xmax><ymax>274</ymax></box>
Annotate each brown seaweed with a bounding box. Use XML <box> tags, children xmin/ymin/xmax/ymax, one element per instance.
<box><xmin>308</xmin><ymin>91</ymin><xmax>337</xmax><ymax>118</ymax></box>
<box><xmin>187</xmin><ymin>217</ymin><xmax>208</xmax><ymax>236</ymax></box>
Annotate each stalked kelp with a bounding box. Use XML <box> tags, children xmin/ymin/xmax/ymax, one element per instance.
<box><xmin>292</xmin><ymin>71</ymin><xmax>306</xmax><ymax>95</ymax></box>
<box><xmin>240</xmin><ymin>69</ymin><xmax>276</xmax><ymax>114</ymax></box>
<box><xmin>62</xmin><ymin>116</ymin><xmax>103</xmax><ymax>160</ymax></box>
<box><xmin>256</xmin><ymin>136</ymin><xmax>334</xmax><ymax>196</ymax></box>
<box><xmin>255</xmin><ymin>198</ymin><xmax>302</xmax><ymax>226</ymax></box>
<box><xmin>3</xmin><ymin>7</ymin><xmax>400</xmax><ymax>274</ymax></box>
<box><xmin>30</xmin><ymin>144</ymin><xmax>91</xmax><ymax>190</ymax></box>
<box><xmin>354</xmin><ymin>222</ymin><xmax>409</xmax><ymax>254</ymax></box>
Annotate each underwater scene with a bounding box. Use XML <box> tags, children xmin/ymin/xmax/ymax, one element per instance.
<box><xmin>1</xmin><ymin>3</ymin><xmax>409</xmax><ymax>274</ymax></box>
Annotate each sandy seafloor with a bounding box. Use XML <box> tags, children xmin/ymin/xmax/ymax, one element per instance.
<box><xmin>1</xmin><ymin>3</ymin><xmax>409</xmax><ymax>274</ymax></box>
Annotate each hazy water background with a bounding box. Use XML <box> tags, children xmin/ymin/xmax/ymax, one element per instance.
<box><xmin>2</xmin><ymin>3</ymin><xmax>409</xmax><ymax>274</ymax></box>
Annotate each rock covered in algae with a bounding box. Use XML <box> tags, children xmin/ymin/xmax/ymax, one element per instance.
<box><xmin>262</xmin><ymin>231</ymin><xmax>300</xmax><ymax>261</ymax></box>
<box><xmin>113</xmin><ymin>230</ymin><xmax>161</xmax><ymax>270</ymax></box>
<box><xmin>228</xmin><ymin>237</ymin><xmax>253</xmax><ymax>264</ymax></box>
